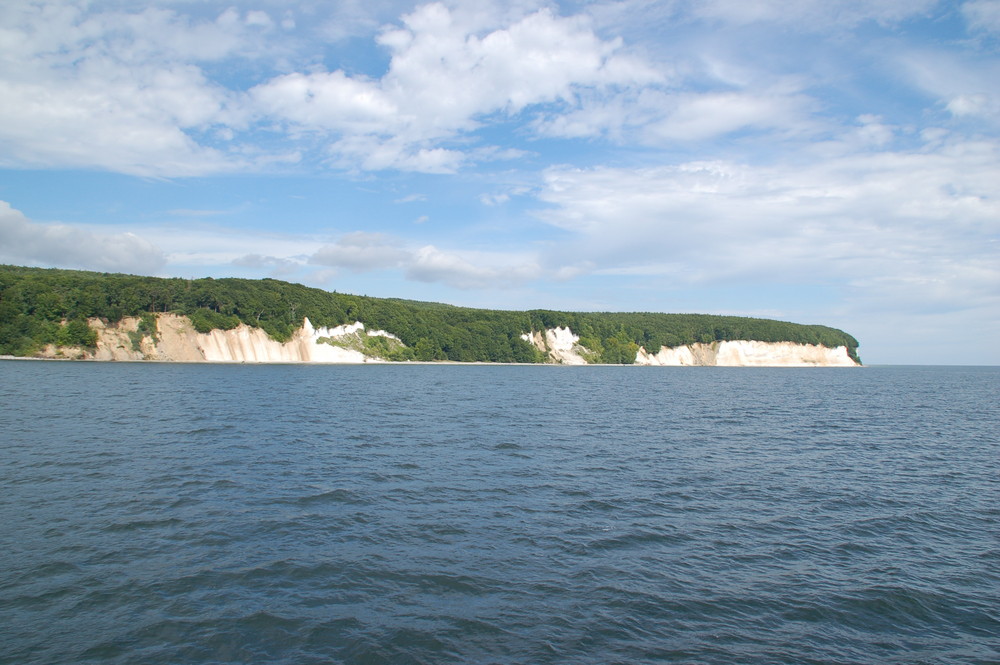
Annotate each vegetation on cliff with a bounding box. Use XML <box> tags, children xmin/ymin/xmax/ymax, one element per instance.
<box><xmin>0</xmin><ymin>265</ymin><xmax>860</xmax><ymax>363</ymax></box>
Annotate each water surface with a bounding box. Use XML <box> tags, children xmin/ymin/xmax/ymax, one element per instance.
<box><xmin>1</xmin><ymin>362</ymin><xmax>998</xmax><ymax>664</ymax></box>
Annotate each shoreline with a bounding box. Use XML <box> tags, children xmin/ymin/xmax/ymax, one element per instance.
<box><xmin>1</xmin><ymin>355</ymin><xmax>862</xmax><ymax>367</ymax></box>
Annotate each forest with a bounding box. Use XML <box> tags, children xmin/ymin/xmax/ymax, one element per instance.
<box><xmin>0</xmin><ymin>265</ymin><xmax>860</xmax><ymax>363</ymax></box>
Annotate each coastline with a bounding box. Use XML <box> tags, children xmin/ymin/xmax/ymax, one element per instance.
<box><xmin>3</xmin><ymin>314</ymin><xmax>860</xmax><ymax>367</ymax></box>
<box><xmin>1</xmin><ymin>355</ymin><xmax>861</xmax><ymax>367</ymax></box>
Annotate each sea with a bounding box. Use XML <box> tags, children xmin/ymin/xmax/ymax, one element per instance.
<box><xmin>1</xmin><ymin>361</ymin><xmax>998</xmax><ymax>665</ymax></box>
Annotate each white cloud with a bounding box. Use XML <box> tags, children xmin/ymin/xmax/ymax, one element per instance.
<box><xmin>249</xmin><ymin>2</ymin><xmax>661</xmax><ymax>171</ymax></box>
<box><xmin>896</xmin><ymin>49</ymin><xmax>1000</xmax><ymax>124</ymax></box>
<box><xmin>306</xmin><ymin>231</ymin><xmax>542</xmax><ymax>289</ymax></box>
<box><xmin>338</xmin><ymin>140</ymin><xmax>466</xmax><ymax>174</ymax></box>
<box><xmin>231</xmin><ymin>253</ymin><xmax>299</xmax><ymax>276</ymax></box>
<box><xmin>309</xmin><ymin>232</ymin><xmax>410</xmax><ymax>271</ymax></box>
<box><xmin>0</xmin><ymin>204</ymin><xmax>542</xmax><ymax>291</ymax></box>
<box><xmin>0</xmin><ymin>2</ymin><xmax>251</xmax><ymax>176</ymax></box>
<box><xmin>312</xmin><ymin>0</ymin><xmax>423</xmax><ymax>42</ymax></box>
<box><xmin>646</xmin><ymin>89</ymin><xmax>817</xmax><ymax>141</ymax></box>
<box><xmin>2</xmin><ymin>0</ymin><xmax>993</xmax><ymax>179</ymax></box>
<box><xmin>245</xmin><ymin>10</ymin><xmax>275</xmax><ymax>30</ymax></box>
<box><xmin>686</xmin><ymin>0</ymin><xmax>939</xmax><ymax>27</ymax></box>
<box><xmin>849</xmin><ymin>114</ymin><xmax>896</xmax><ymax>147</ymax></box>
<box><xmin>533</xmin><ymin>38</ymin><xmax>822</xmax><ymax>145</ymax></box>
<box><xmin>481</xmin><ymin>192</ymin><xmax>511</xmax><ymax>206</ymax></box>
<box><xmin>947</xmin><ymin>93</ymin><xmax>1000</xmax><ymax>118</ymax></box>
<box><xmin>0</xmin><ymin>200</ymin><xmax>167</xmax><ymax>273</ymax></box>
<box><xmin>573</xmin><ymin>0</ymin><xmax>939</xmax><ymax>40</ymax></box>
<box><xmin>406</xmin><ymin>245</ymin><xmax>542</xmax><ymax>289</ymax></box>
<box><xmin>378</xmin><ymin>4</ymin><xmax>655</xmax><ymax>120</ymax></box>
<box><xmin>963</xmin><ymin>0</ymin><xmax>1000</xmax><ymax>34</ymax></box>
<box><xmin>250</xmin><ymin>70</ymin><xmax>397</xmax><ymax>135</ymax></box>
<box><xmin>138</xmin><ymin>224</ymin><xmax>320</xmax><ymax>270</ymax></box>
<box><xmin>535</xmin><ymin>137</ymin><xmax>1000</xmax><ymax>315</ymax></box>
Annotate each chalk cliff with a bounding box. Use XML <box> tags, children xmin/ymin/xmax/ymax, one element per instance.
<box><xmin>635</xmin><ymin>340</ymin><xmax>858</xmax><ymax>367</ymax></box>
<box><xmin>520</xmin><ymin>327</ymin><xmax>591</xmax><ymax>365</ymax></box>
<box><xmin>39</xmin><ymin>316</ymin><xmax>857</xmax><ymax>366</ymax></box>
<box><xmin>76</xmin><ymin>315</ymin><xmax>396</xmax><ymax>363</ymax></box>
<box><xmin>520</xmin><ymin>327</ymin><xmax>858</xmax><ymax>366</ymax></box>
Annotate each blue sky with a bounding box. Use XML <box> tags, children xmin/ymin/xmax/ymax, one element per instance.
<box><xmin>1</xmin><ymin>0</ymin><xmax>998</xmax><ymax>364</ymax></box>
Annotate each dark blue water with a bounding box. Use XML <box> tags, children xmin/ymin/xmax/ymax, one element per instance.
<box><xmin>1</xmin><ymin>362</ymin><xmax>998</xmax><ymax>664</ymax></box>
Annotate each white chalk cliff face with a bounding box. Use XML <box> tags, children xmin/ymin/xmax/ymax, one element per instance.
<box><xmin>521</xmin><ymin>327</ymin><xmax>591</xmax><ymax>365</ymax></box>
<box><xmin>635</xmin><ymin>340</ymin><xmax>858</xmax><ymax>367</ymax></box>
<box><xmin>84</xmin><ymin>315</ymin><xmax>397</xmax><ymax>363</ymax></box>
<box><xmin>53</xmin><ymin>317</ymin><xmax>857</xmax><ymax>366</ymax></box>
<box><xmin>519</xmin><ymin>328</ymin><xmax>857</xmax><ymax>366</ymax></box>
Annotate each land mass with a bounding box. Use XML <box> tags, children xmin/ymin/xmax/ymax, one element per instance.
<box><xmin>0</xmin><ymin>265</ymin><xmax>860</xmax><ymax>366</ymax></box>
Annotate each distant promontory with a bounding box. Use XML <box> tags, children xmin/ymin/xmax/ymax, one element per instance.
<box><xmin>0</xmin><ymin>265</ymin><xmax>860</xmax><ymax>366</ymax></box>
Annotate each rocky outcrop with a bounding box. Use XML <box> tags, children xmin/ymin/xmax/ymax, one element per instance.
<box><xmin>519</xmin><ymin>328</ymin><xmax>857</xmax><ymax>366</ymax></box>
<box><xmin>520</xmin><ymin>327</ymin><xmax>592</xmax><ymax>365</ymax></box>
<box><xmin>82</xmin><ymin>315</ymin><xmax>397</xmax><ymax>363</ymax></box>
<box><xmin>635</xmin><ymin>340</ymin><xmax>858</xmax><ymax>367</ymax></box>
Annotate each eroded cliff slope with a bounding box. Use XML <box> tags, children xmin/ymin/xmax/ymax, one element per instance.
<box><xmin>518</xmin><ymin>326</ymin><xmax>859</xmax><ymax>366</ymax></box>
<box><xmin>634</xmin><ymin>340</ymin><xmax>857</xmax><ymax>367</ymax></box>
<box><xmin>43</xmin><ymin>315</ymin><xmax>398</xmax><ymax>363</ymax></box>
<box><xmin>32</xmin><ymin>315</ymin><xmax>860</xmax><ymax>366</ymax></box>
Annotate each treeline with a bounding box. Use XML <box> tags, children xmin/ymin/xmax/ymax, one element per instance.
<box><xmin>0</xmin><ymin>265</ymin><xmax>860</xmax><ymax>363</ymax></box>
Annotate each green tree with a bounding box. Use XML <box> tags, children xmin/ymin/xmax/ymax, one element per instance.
<box><xmin>56</xmin><ymin>319</ymin><xmax>97</xmax><ymax>347</ymax></box>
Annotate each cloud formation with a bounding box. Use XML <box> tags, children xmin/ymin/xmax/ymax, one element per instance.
<box><xmin>251</xmin><ymin>3</ymin><xmax>659</xmax><ymax>171</ymax></box>
<box><xmin>0</xmin><ymin>1</ymin><xmax>662</xmax><ymax>175</ymax></box>
<box><xmin>309</xmin><ymin>232</ymin><xmax>410</xmax><ymax>272</ymax></box>
<box><xmin>963</xmin><ymin>0</ymin><xmax>1000</xmax><ymax>34</ymax></box>
<box><xmin>3</xmin><ymin>0</ymin><xmax>987</xmax><ymax>176</ymax></box>
<box><xmin>405</xmin><ymin>245</ymin><xmax>542</xmax><ymax>289</ymax></box>
<box><xmin>0</xmin><ymin>201</ymin><xmax>167</xmax><ymax>273</ymax></box>
<box><xmin>309</xmin><ymin>232</ymin><xmax>541</xmax><ymax>289</ymax></box>
<box><xmin>684</xmin><ymin>0</ymin><xmax>940</xmax><ymax>27</ymax></box>
<box><xmin>0</xmin><ymin>3</ymin><xmax>256</xmax><ymax>176</ymax></box>
<box><xmin>535</xmin><ymin>134</ymin><xmax>1000</xmax><ymax>315</ymax></box>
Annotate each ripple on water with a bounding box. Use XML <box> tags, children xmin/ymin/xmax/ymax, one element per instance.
<box><xmin>1</xmin><ymin>363</ymin><xmax>998</xmax><ymax>664</ymax></box>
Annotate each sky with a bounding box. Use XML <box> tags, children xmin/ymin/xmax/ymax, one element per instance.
<box><xmin>1</xmin><ymin>0</ymin><xmax>998</xmax><ymax>365</ymax></box>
